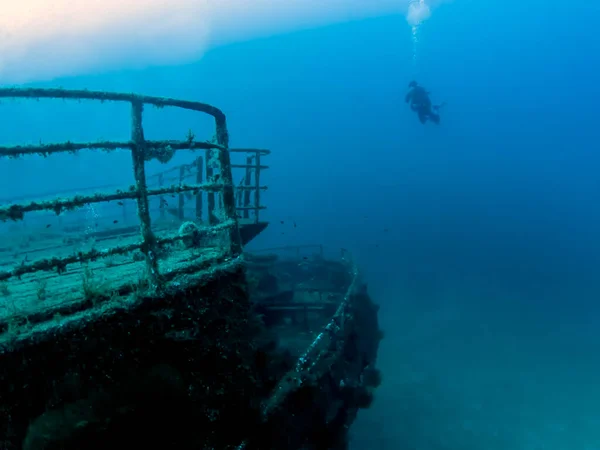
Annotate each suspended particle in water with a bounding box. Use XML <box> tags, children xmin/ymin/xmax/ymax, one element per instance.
<box><xmin>406</xmin><ymin>0</ymin><xmax>431</xmax><ymax>69</ymax></box>
<box><xmin>85</xmin><ymin>203</ymin><xmax>100</xmax><ymax>235</ymax></box>
<box><xmin>412</xmin><ymin>24</ymin><xmax>420</xmax><ymax>67</ymax></box>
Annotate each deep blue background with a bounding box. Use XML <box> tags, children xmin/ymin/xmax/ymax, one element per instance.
<box><xmin>2</xmin><ymin>1</ymin><xmax>600</xmax><ymax>447</ymax></box>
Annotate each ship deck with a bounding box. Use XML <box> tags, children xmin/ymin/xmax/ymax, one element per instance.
<box><xmin>0</xmin><ymin>141</ymin><xmax>269</xmax><ymax>329</ymax></box>
<box><xmin>0</xmin><ymin>218</ymin><xmax>234</xmax><ymax>325</ymax></box>
<box><xmin>244</xmin><ymin>246</ymin><xmax>355</xmax><ymax>358</ymax></box>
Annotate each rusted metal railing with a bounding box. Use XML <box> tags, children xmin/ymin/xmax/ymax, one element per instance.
<box><xmin>0</xmin><ymin>150</ymin><xmax>271</xmax><ymax>231</ymax></box>
<box><xmin>236</xmin><ymin>245</ymin><xmax>358</xmax><ymax>450</ymax></box>
<box><xmin>230</xmin><ymin>148</ymin><xmax>271</xmax><ymax>223</ymax></box>
<box><xmin>0</xmin><ymin>88</ymin><xmax>242</xmax><ymax>285</ymax></box>
<box><xmin>146</xmin><ymin>148</ymin><xmax>271</xmax><ymax>224</ymax></box>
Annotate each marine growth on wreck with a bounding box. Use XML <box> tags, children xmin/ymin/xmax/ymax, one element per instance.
<box><xmin>0</xmin><ymin>88</ymin><xmax>382</xmax><ymax>450</ymax></box>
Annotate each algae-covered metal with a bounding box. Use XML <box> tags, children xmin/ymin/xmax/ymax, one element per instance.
<box><xmin>0</xmin><ymin>89</ymin><xmax>381</xmax><ymax>450</ymax></box>
<box><xmin>0</xmin><ymin>88</ymin><xmax>268</xmax><ymax>325</ymax></box>
<box><xmin>0</xmin><ymin>88</ymin><xmax>242</xmax><ymax>283</ymax></box>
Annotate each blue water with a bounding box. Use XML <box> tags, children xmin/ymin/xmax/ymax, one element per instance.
<box><xmin>3</xmin><ymin>1</ymin><xmax>600</xmax><ymax>448</ymax></box>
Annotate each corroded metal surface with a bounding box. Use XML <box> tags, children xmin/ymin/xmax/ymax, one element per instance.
<box><xmin>0</xmin><ymin>88</ymin><xmax>270</xmax><ymax>332</ymax></box>
<box><xmin>0</xmin><ymin>88</ymin><xmax>240</xmax><ymax>301</ymax></box>
<box><xmin>0</xmin><ymin>89</ymin><xmax>382</xmax><ymax>450</ymax></box>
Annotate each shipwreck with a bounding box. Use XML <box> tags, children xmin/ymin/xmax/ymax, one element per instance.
<box><xmin>0</xmin><ymin>88</ymin><xmax>382</xmax><ymax>450</ymax></box>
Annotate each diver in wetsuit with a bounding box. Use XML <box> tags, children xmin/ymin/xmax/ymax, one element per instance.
<box><xmin>405</xmin><ymin>80</ymin><xmax>444</xmax><ymax>125</ymax></box>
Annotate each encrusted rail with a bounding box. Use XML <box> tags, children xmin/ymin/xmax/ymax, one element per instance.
<box><xmin>236</xmin><ymin>246</ymin><xmax>382</xmax><ymax>450</ymax></box>
<box><xmin>148</xmin><ymin>148</ymin><xmax>271</xmax><ymax>224</ymax></box>
<box><xmin>0</xmin><ymin>88</ymin><xmax>240</xmax><ymax>294</ymax></box>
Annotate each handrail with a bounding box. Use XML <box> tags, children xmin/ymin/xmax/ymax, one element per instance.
<box><xmin>0</xmin><ymin>88</ymin><xmax>226</xmax><ymax>119</ymax></box>
<box><xmin>0</xmin><ymin>183</ymin><xmax>224</xmax><ymax>221</ymax></box>
<box><xmin>0</xmin><ymin>140</ymin><xmax>223</xmax><ymax>160</ymax></box>
<box><xmin>0</xmin><ymin>87</ymin><xmax>242</xmax><ymax>286</ymax></box>
<box><xmin>236</xmin><ymin>246</ymin><xmax>357</xmax><ymax>450</ymax></box>
<box><xmin>0</xmin><ymin>150</ymin><xmax>269</xmax><ymax>205</ymax></box>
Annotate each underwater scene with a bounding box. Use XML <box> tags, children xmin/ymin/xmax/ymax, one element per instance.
<box><xmin>1</xmin><ymin>0</ymin><xmax>600</xmax><ymax>449</ymax></box>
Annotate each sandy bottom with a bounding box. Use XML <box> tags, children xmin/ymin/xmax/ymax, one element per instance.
<box><xmin>350</xmin><ymin>275</ymin><xmax>600</xmax><ymax>450</ymax></box>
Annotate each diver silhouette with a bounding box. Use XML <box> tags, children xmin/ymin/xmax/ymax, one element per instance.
<box><xmin>405</xmin><ymin>80</ymin><xmax>445</xmax><ymax>125</ymax></box>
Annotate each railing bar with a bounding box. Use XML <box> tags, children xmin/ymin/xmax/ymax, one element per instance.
<box><xmin>0</xmin><ymin>182</ymin><xmax>266</xmax><ymax>207</ymax></box>
<box><xmin>146</xmin><ymin>184</ymin><xmax>225</xmax><ymax>196</ymax></box>
<box><xmin>0</xmin><ymin>243</ymin><xmax>143</xmax><ymax>282</ymax></box>
<box><xmin>0</xmin><ymin>220</ymin><xmax>238</xmax><ymax>282</ymax></box>
<box><xmin>0</xmin><ymin>87</ymin><xmax>226</xmax><ymax>119</ymax></box>
<box><xmin>0</xmin><ymin>139</ymin><xmax>225</xmax><ymax>158</ymax></box>
<box><xmin>0</xmin><ymin>88</ymin><xmax>271</xmax><ymax>261</ymax></box>
<box><xmin>0</xmin><ymin>183</ymin><xmax>228</xmax><ymax>222</ymax></box>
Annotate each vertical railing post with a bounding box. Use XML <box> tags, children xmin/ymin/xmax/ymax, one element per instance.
<box><xmin>195</xmin><ymin>156</ymin><xmax>203</xmax><ymax>221</ymax></box>
<box><xmin>254</xmin><ymin>151</ymin><xmax>261</xmax><ymax>224</ymax></box>
<box><xmin>214</xmin><ymin>114</ymin><xmax>242</xmax><ymax>255</ymax></box>
<box><xmin>130</xmin><ymin>100</ymin><xmax>159</xmax><ymax>286</ymax></box>
<box><xmin>178</xmin><ymin>166</ymin><xmax>185</xmax><ymax>221</ymax></box>
<box><xmin>243</xmin><ymin>154</ymin><xmax>253</xmax><ymax>219</ymax></box>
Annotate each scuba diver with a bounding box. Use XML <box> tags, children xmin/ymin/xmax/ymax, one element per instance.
<box><xmin>405</xmin><ymin>80</ymin><xmax>445</xmax><ymax>125</ymax></box>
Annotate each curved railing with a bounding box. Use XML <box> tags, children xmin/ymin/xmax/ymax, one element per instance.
<box><xmin>0</xmin><ymin>88</ymin><xmax>240</xmax><ymax>287</ymax></box>
<box><xmin>236</xmin><ymin>245</ymin><xmax>360</xmax><ymax>450</ymax></box>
